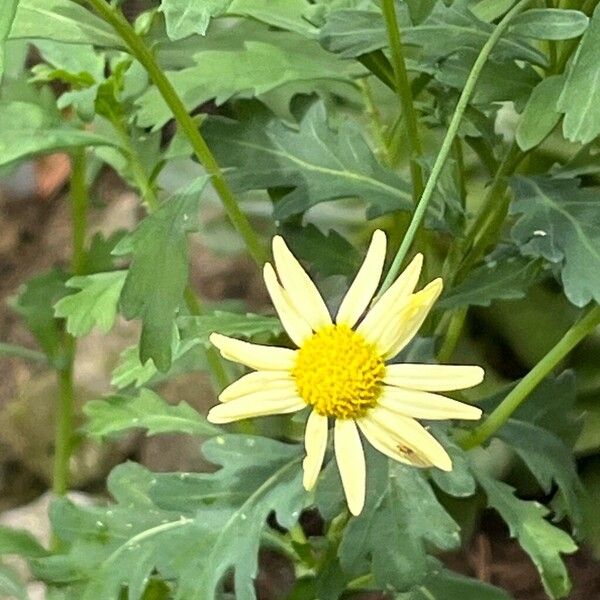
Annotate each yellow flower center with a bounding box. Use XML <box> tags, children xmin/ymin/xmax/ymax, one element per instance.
<box><xmin>292</xmin><ymin>324</ymin><xmax>385</xmax><ymax>419</ymax></box>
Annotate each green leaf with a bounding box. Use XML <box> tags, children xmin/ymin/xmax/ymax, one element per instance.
<box><xmin>110</xmin><ymin>334</ymin><xmax>207</xmax><ymax>390</ymax></box>
<box><xmin>475</xmin><ymin>469</ymin><xmax>577</xmax><ymax>599</ymax></box>
<box><xmin>159</xmin><ymin>0</ymin><xmax>314</xmax><ymax>40</ymax></box>
<box><xmin>403</xmin><ymin>2</ymin><xmax>546</xmax><ymax>66</ymax></box>
<box><xmin>396</xmin><ymin>566</ymin><xmax>512</xmax><ymax>599</ymax></box>
<box><xmin>159</xmin><ymin>0</ymin><xmax>230</xmax><ymax>39</ymax></box>
<box><xmin>0</xmin><ymin>526</ymin><xmax>48</xmax><ymax>558</ymax></box>
<box><xmin>319</xmin><ymin>6</ymin><xmax>410</xmax><ymax>58</ymax></box>
<box><xmin>0</xmin><ymin>563</ymin><xmax>28</xmax><ymax>600</ymax></box>
<box><xmin>557</xmin><ymin>4</ymin><xmax>600</xmax><ymax>144</ymax></box>
<box><xmin>278</xmin><ymin>224</ymin><xmax>362</xmax><ymax>278</ymax></box>
<box><xmin>0</xmin><ymin>100</ymin><xmax>116</xmax><ymax>169</ymax></box>
<box><xmin>178</xmin><ymin>311</ymin><xmax>282</xmax><ymax>347</ymax></box>
<box><xmin>0</xmin><ymin>0</ymin><xmax>18</xmax><ymax>83</ymax></box>
<box><xmin>41</xmin><ymin>436</ymin><xmax>307</xmax><ymax>600</ymax></box>
<box><xmin>136</xmin><ymin>33</ymin><xmax>362</xmax><ymax>128</ymax></box>
<box><xmin>118</xmin><ymin>178</ymin><xmax>208</xmax><ymax>372</ymax></box>
<box><xmin>339</xmin><ymin>452</ymin><xmax>460</xmax><ymax>590</ymax></box>
<box><xmin>10</xmin><ymin>269</ymin><xmax>69</xmax><ymax>364</ymax></box>
<box><xmin>54</xmin><ymin>271</ymin><xmax>126</xmax><ymax>337</ymax></box>
<box><xmin>438</xmin><ymin>252</ymin><xmax>545</xmax><ymax>309</ymax></box>
<box><xmin>516</xmin><ymin>75</ymin><xmax>564</xmax><ymax>151</ymax></box>
<box><xmin>10</xmin><ymin>0</ymin><xmax>123</xmax><ymax>47</ymax></box>
<box><xmin>510</xmin><ymin>9</ymin><xmax>589</xmax><ymax>40</ymax></box>
<box><xmin>83</xmin><ymin>388</ymin><xmax>220</xmax><ymax>439</ymax></box>
<box><xmin>510</xmin><ymin>176</ymin><xmax>600</xmax><ymax>307</ymax></box>
<box><xmin>496</xmin><ymin>419</ymin><xmax>583</xmax><ymax>531</ymax></box>
<box><xmin>201</xmin><ymin>103</ymin><xmax>413</xmax><ymax>221</ymax></box>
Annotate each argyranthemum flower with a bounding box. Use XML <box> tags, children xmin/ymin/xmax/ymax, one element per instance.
<box><xmin>207</xmin><ymin>231</ymin><xmax>484</xmax><ymax>515</ymax></box>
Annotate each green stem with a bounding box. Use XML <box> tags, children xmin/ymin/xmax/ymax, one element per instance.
<box><xmin>437</xmin><ymin>308</ymin><xmax>468</xmax><ymax>363</ymax></box>
<box><xmin>183</xmin><ymin>287</ymin><xmax>230</xmax><ymax>391</ymax></box>
<box><xmin>53</xmin><ymin>150</ymin><xmax>89</xmax><ymax>496</ymax></box>
<box><xmin>454</xmin><ymin>142</ymin><xmax>525</xmax><ymax>282</ymax></box>
<box><xmin>53</xmin><ymin>335</ymin><xmax>75</xmax><ymax>496</ymax></box>
<box><xmin>83</xmin><ymin>0</ymin><xmax>267</xmax><ymax>265</ymax></box>
<box><xmin>0</xmin><ymin>342</ymin><xmax>48</xmax><ymax>364</ymax></box>
<box><xmin>70</xmin><ymin>149</ymin><xmax>88</xmax><ymax>276</ymax></box>
<box><xmin>460</xmin><ymin>304</ymin><xmax>600</xmax><ymax>449</ymax></box>
<box><xmin>377</xmin><ymin>0</ymin><xmax>534</xmax><ymax>296</ymax></box>
<box><xmin>381</xmin><ymin>0</ymin><xmax>425</xmax><ymax>202</ymax></box>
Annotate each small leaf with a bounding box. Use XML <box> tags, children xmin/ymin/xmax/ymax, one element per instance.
<box><xmin>438</xmin><ymin>252</ymin><xmax>545</xmax><ymax>309</ymax></box>
<box><xmin>557</xmin><ymin>5</ymin><xmax>600</xmax><ymax>144</ymax></box>
<box><xmin>516</xmin><ymin>75</ymin><xmax>564</xmax><ymax>151</ymax></box>
<box><xmin>178</xmin><ymin>311</ymin><xmax>282</xmax><ymax>347</ymax></box>
<box><xmin>54</xmin><ymin>271</ymin><xmax>126</xmax><ymax>337</ymax></box>
<box><xmin>10</xmin><ymin>269</ymin><xmax>69</xmax><ymax>364</ymax></box>
<box><xmin>475</xmin><ymin>469</ymin><xmax>577</xmax><ymax>599</ymax></box>
<box><xmin>510</xmin><ymin>9</ymin><xmax>589</xmax><ymax>40</ymax></box>
<box><xmin>118</xmin><ymin>177</ymin><xmax>208</xmax><ymax>372</ymax></box>
<box><xmin>84</xmin><ymin>388</ymin><xmax>220</xmax><ymax>439</ymax></box>
<box><xmin>510</xmin><ymin>176</ymin><xmax>600</xmax><ymax>307</ymax></box>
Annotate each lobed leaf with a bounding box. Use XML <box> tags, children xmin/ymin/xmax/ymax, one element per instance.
<box><xmin>201</xmin><ymin>103</ymin><xmax>413</xmax><ymax>220</ymax></box>
<box><xmin>54</xmin><ymin>271</ymin><xmax>127</xmax><ymax>337</ymax></box>
<box><xmin>117</xmin><ymin>178</ymin><xmax>208</xmax><ymax>372</ymax></box>
<box><xmin>84</xmin><ymin>388</ymin><xmax>220</xmax><ymax>439</ymax></box>
<box><xmin>475</xmin><ymin>469</ymin><xmax>577</xmax><ymax>599</ymax></box>
<box><xmin>510</xmin><ymin>176</ymin><xmax>600</xmax><ymax>307</ymax></box>
<box><xmin>439</xmin><ymin>252</ymin><xmax>545</xmax><ymax>309</ymax></box>
<box><xmin>339</xmin><ymin>451</ymin><xmax>461</xmax><ymax>590</ymax></box>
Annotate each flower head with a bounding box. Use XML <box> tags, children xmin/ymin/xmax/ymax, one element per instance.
<box><xmin>207</xmin><ymin>231</ymin><xmax>484</xmax><ymax>515</ymax></box>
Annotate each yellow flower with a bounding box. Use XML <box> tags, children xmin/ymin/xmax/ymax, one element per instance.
<box><xmin>207</xmin><ymin>231</ymin><xmax>484</xmax><ymax>515</ymax></box>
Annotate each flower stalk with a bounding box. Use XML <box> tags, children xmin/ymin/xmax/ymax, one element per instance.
<box><xmin>460</xmin><ymin>304</ymin><xmax>600</xmax><ymax>450</ymax></box>
<box><xmin>377</xmin><ymin>0</ymin><xmax>534</xmax><ymax>297</ymax></box>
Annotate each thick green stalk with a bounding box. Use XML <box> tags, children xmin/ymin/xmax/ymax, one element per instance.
<box><xmin>460</xmin><ymin>304</ymin><xmax>600</xmax><ymax>450</ymax></box>
<box><xmin>53</xmin><ymin>149</ymin><xmax>88</xmax><ymax>496</ymax></box>
<box><xmin>0</xmin><ymin>342</ymin><xmax>47</xmax><ymax>363</ymax></box>
<box><xmin>84</xmin><ymin>0</ymin><xmax>267</xmax><ymax>265</ymax></box>
<box><xmin>381</xmin><ymin>0</ymin><xmax>425</xmax><ymax>202</ymax></box>
<box><xmin>377</xmin><ymin>0</ymin><xmax>534</xmax><ymax>296</ymax></box>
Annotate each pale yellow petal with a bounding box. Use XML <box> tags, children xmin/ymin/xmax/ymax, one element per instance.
<box><xmin>219</xmin><ymin>371</ymin><xmax>296</xmax><ymax>402</ymax></box>
<box><xmin>207</xmin><ymin>392</ymin><xmax>305</xmax><ymax>424</ymax></box>
<box><xmin>334</xmin><ymin>419</ymin><xmax>366</xmax><ymax>516</ymax></box>
<box><xmin>210</xmin><ymin>333</ymin><xmax>297</xmax><ymax>371</ymax></box>
<box><xmin>272</xmin><ymin>236</ymin><xmax>332</xmax><ymax>330</ymax></box>
<box><xmin>357</xmin><ymin>253</ymin><xmax>423</xmax><ymax>345</ymax></box>
<box><xmin>263</xmin><ymin>263</ymin><xmax>313</xmax><ymax>346</ymax></box>
<box><xmin>302</xmin><ymin>411</ymin><xmax>329</xmax><ymax>490</ymax></box>
<box><xmin>379</xmin><ymin>386</ymin><xmax>482</xmax><ymax>421</ymax></box>
<box><xmin>372</xmin><ymin>278</ymin><xmax>443</xmax><ymax>359</ymax></box>
<box><xmin>384</xmin><ymin>364</ymin><xmax>485</xmax><ymax>391</ymax></box>
<box><xmin>336</xmin><ymin>229</ymin><xmax>387</xmax><ymax>327</ymax></box>
<box><xmin>358</xmin><ymin>407</ymin><xmax>452</xmax><ymax>471</ymax></box>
